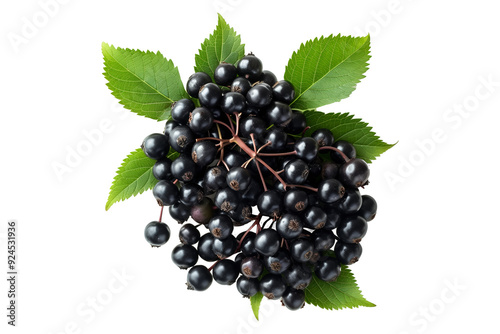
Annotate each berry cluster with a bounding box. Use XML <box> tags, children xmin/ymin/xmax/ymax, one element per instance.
<box><xmin>141</xmin><ymin>54</ymin><xmax>377</xmax><ymax>310</ymax></box>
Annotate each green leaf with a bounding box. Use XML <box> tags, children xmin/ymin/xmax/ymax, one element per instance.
<box><xmin>285</xmin><ymin>34</ymin><xmax>371</xmax><ymax>110</ymax></box>
<box><xmin>194</xmin><ymin>14</ymin><xmax>245</xmax><ymax>80</ymax></box>
<box><xmin>250</xmin><ymin>292</ymin><xmax>264</xmax><ymax>320</ymax></box>
<box><xmin>304</xmin><ymin>110</ymin><xmax>395</xmax><ymax>163</ymax></box>
<box><xmin>102</xmin><ymin>43</ymin><xmax>188</xmax><ymax>121</ymax></box>
<box><xmin>305</xmin><ymin>265</ymin><xmax>376</xmax><ymax>310</ymax></box>
<box><xmin>105</xmin><ymin>148</ymin><xmax>179</xmax><ymax>211</ymax></box>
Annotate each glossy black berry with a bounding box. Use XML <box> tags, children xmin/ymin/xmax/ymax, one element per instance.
<box><xmin>223</xmin><ymin>150</ymin><xmax>247</xmax><ymax>169</ymax></box>
<box><xmin>333</xmin><ymin>188</ymin><xmax>362</xmax><ymax>214</ymax></box>
<box><xmin>203</xmin><ymin>166</ymin><xmax>228</xmax><ymax>194</ymax></box>
<box><xmin>215</xmin><ymin>188</ymin><xmax>240</xmax><ymax>212</ymax></box>
<box><xmin>265</xmin><ymin>101</ymin><xmax>292</xmax><ymax>126</ymax></box>
<box><xmin>179</xmin><ymin>223</ymin><xmax>200</xmax><ymax>245</ymax></box>
<box><xmin>334</xmin><ymin>241</ymin><xmax>362</xmax><ymax>265</ymax></box>
<box><xmin>259</xmin><ymin>274</ymin><xmax>285</xmax><ymax>300</ymax></box>
<box><xmin>213</xmin><ymin>259</ymin><xmax>239</xmax><ymax>285</ymax></box>
<box><xmin>153</xmin><ymin>180</ymin><xmax>179</xmax><ymax>206</ymax></box>
<box><xmin>239</xmin><ymin>116</ymin><xmax>267</xmax><ymax>138</ymax></box>
<box><xmin>260</xmin><ymin>70</ymin><xmax>277</xmax><ymax>86</ymax></box>
<box><xmin>276</xmin><ymin>213</ymin><xmax>303</xmax><ymax>240</ymax></box>
<box><xmin>236</xmin><ymin>54</ymin><xmax>263</xmax><ymax>82</ymax></box>
<box><xmin>257</xmin><ymin>190</ymin><xmax>283</xmax><ymax>218</ymax></box>
<box><xmin>254</xmin><ymin>229</ymin><xmax>281</xmax><ymax>256</ymax></box>
<box><xmin>294</xmin><ymin>137</ymin><xmax>319</xmax><ymax>162</ymax></box>
<box><xmin>230</xmin><ymin>77</ymin><xmax>252</xmax><ymax>95</ymax></box>
<box><xmin>246</xmin><ymin>83</ymin><xmax>273</xmax><ymax>108</ymax></box>
<box><xmin>212</xmin><ymin>235</ymin><xmax>238</xmax><ymax>259</ymax></box>
<box><xmin>338</xmin><ymin>158</ymin><xmax>370</xmax><ymax>188</ymax></box>
<box><xmin>144</xmin><ymin>221</ymin><xmax>170</xmax><ymax>246</ymax></box>
<box><xmin>186</xmin><ymin>72</ymin><xmax>212</xmax><ymax>98</ymax></box>
<box><xmin>284</xmin><ymin>189</ymin><xmax>309</xmax><ymax>213</ymax></box>
<box><xmin>171</xmin><ymin>244</ymin><xmax>198</xmax><ymax>269</ymax></box>
<box><xmin>337</xmin><ymin>216</ymin><xmax>368</xmax><ymax>243</ymax></box>
<box><xmin>198</xmin><ymin>83</ymin><xmax>222</xmax><ymax>108</ymax></box>
<box><xmin>188</xmin><ymin>107</ymin><xmax>214</xmax><ymax>133</ymax></box>
<box><xmin>240</xmin><ymin>256</ymin><xmax>263</xmax><ymax>278</ymax></box>
<box><xmin>168</xmin><ymin>125</ymin><xmax>195</xmax><ymax>153</ymax></box>
<box><xmin>191</xmin><ymin>141</ymin><xmax>217</xmax><ymax>167</ymax></box>
<box><xmin>237</xmin><ymin>231</ymin><xmax>257</xmax><ymax>256</ymax></box>
<box><xmin>282</xmin><ymin>288</ymin><xmax>305</xmax><ymax>310</ymax></box>
<box><xmin>302</xmin><ymin>206</ymin><xmax>328</xmax><ymax>229</ymax></box>
<box><xmin>141</xmin><ymin>133</ymin><xmax>170</xmax><ymax>160</ymax></box>
<box><xmin>236</xmin><ymin>276</ymin><xmax>259</xmax><ymax>297</ymax></box>
<box><xmin>169</xmin><ymin>202</ymin><xmax>190</xmax><ymax>223</ymax></box>
<box><xmin>180</xmin><ymin>183</ymin><xmax>204</xmax><ymax>206</ymax></box>
<box><xmin>312</xmin><ymin>229</ymin><xmax>335</xmax><ymax>251</ymax></box>
<box><xmin>324</xmin><ymin>206</ymin><xmax>341</xmax><ymax>230</ymax></box>
<box><xmin>214</xmin><ymin>62</ymin><xmax>238</xmax><ymax>86</ymax></box>
<box><xmin>186</xmin><ymin>265</ymin><xmax>212</xmax><ymax>291</ymax></box>
<box><xmin>317</xmin><ymin>179</ymin><xmax>345</xmax><ymax>204</ymax></box>
<box><xmin>164</xmin><ymin>120</ymin><xmax>180</xmax><ymax>136</ymax></box>
<box><xmin>197</xmin><ymin>233</ymin><xmax>219</xmax><ymax>262</ymax></box>
<box><xmin>220</xmin><ymin>92</ymin><xmax>247</xmax><ymax>114</ymax></box>
<box><xmin>262</xmin><ymin>127</ymin><xmax>288</xmax><ymax>152</ymax></box>
<box><xmin>241</xmin><ymin>180</ymin><xmax>263</xmax><ymax>207</ymax></box>
<box><xmin>358</xmin><ymin>195</ymin><xmax>377</xmax><ymax>221</ymax></box>
<box><xmin>283</xmin><ymin>264</ymin><xmax>312</xmax><ymax>290</ymax></box>
<box><xmin>284</xmin><ymin>159</ymin><xmax>310</xmax><ymax>184</ymax></box>
<box><xmin>226</xmin><ymin>167</ymin><xmax>252</xmax><ymax>191</ymax></box>
<box><xmin>152</xmin><ymin>157</ymin><xmax>173</xmax><ymax>181</ymax></box>
<box><xmin>315</xmin><ymin>257</ymin><xmax>341</xmax><ymax>282</ymax></box>
<box><xmin>264</xmin><ymin>249</ymin><xmax>292</xmax><ymax>274</ymax></box>
<box><xmin>208</xmin><ymin>215</ymin><xmax>234</xmax><ymax>239</ymax></box>
<box><xmin>171</xmin><ymin>99</ymin><xmax>195</xmax><ymax>124</ymax></box>
<box><xmin>289</xmin><ymin>238</ymin><xmax>314</xmax><ymax>263</ymax></box>
<box><xmin>311</xmin><ymin>128</ymin><xmax>334</xmax><ymax>147</ymax></box>
<box><xmin>272</xmin><ymin>80</ymin><xmax>295</xmax><ymax>104</ymax></box>
<box><xmin>171</xmin><ymin>155</ymin><xmax>197</xmax><ymax>182</ymax></box>
<box><xmin>330</xmin><ymin>140</ymin><xmax>356</xmax><ymax>163</ymax></box>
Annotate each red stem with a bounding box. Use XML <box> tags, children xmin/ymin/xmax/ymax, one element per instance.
<box><xmin>213</xmin><ymin>120</ymin><xmax>235</xmax><ymax>136</ymax></box>
<box><xmin>319</xmin><ymin>146</ymin><xmax>350</xmax><ymax>162</ymax></box>
<box><xmin>158</xmin><ymin>205</ymin><xmax>164</xmax><ymax>222</ymax></box>
<box><xmin>258</xmin><ymin>150</ymin><xmax>297</xmax><ymax>157</ymax></box>
<box><xmin>256</xmin><ymin>157</ymin><xmax>287</xmax><ymax>190</ymax></box>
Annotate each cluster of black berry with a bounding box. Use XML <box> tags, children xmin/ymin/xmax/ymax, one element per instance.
<box><xmin>141</xmin><ymin>53</ymin><xmax>377</xmax><ymax>310</ymax></box>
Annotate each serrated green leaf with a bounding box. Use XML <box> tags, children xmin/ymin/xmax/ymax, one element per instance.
<box><xmin>285</xmin><ymin>34</ymin><xmax>370</xmax><ymax>110</ymax></box>
<box><xmin>305</xmin><ymin>265</ymin><xmax>375</xmax><ymax>310</ymax></box>
<box><xmin>194</xmin><ymin>14</ymin><xmax>245</xmax><ymax>79</ymax></box>
<box><xmin>250</xmin><ymin>292</ymin><xmax>264</xmax><ymax>320</ymax></box>
<box><xmin>304</xmin><ymin>110</ymin><xmax>395</xmax><ymax>163</ymax></box>
<box><xmin>105</xmin><ymin>148</ymin><xmax>179</xmax><ymax>211</ymax></box>
<box><xmin>102</xmin><ymin>43</ymin><xmax>188</xmax><ymax>121</ymax></box>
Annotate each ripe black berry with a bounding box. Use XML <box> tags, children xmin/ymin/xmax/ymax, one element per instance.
<box><xmin>220</xmin><ymin>92</ymin><xmax>247</xmax><ymax>114</ymax></box>
<box><xmin>294</xmin><ymin>137</ymin><xmax>319</xmax><ymax>162</ymax></box>
<box><xmin>188</xmin><ymin>107</ymin><xmax>214</xmax><ymax>133</ymax></box>
<box><xmin>289</xmin><ymin>238</ymin><xmax>314</xmax><ymax>263</ymax></box>
<box><xmin>213</xmin><ymin>259</ymin><xmax>239</xmax><ymax>285</ymax></box>
<box><xmin>230</xmin><ymin>77</ymin><xmax>252</xmax><ymax>95</ymax></box>
<box><xmin>236</xmin><ymin>54</ymin><xmax>263</xmax><ymax>81</ymax></box>
<box><xmin>246</xmin><ymin>83</ymin><xmax>273</xmax><ymax>108</ymax></box>
<box><xmin>260</xmin><ymin>70</ymin><xmax>277</xmax><ymax>86</ymax></box>
<box><xmin>197</xmin><ymin>233</ymin><xmax>219</xmax><ymax>262</ymax></box>
<box><xmin>257</xmin><ymin>190</ymin><xmax>283</xmax><ymax>218</ymax></box>
<box><xmin>302</xmin><ymin>206</ymin><xmax>327</xmax><ymax>229</ymax></box>
<box><xmin>179</xmin><ymin>223</ymin><xmax>200</xmax><ymax>245</ymax></box>
<box><xmin>315</xmin><ymin>257</ymin><xmax>341</xmax><ymax>282</ymax></box>
<box><xmin>333</xmin><ymin>188</ymin><xmax>362</xmax><ymax>214</ymax></box>
<box><xmin>142</xmin><ymin>133</ymin><xmax>170</xmax><ymax>160</ymax></box>
<box><xmin>212</xmin><ymin>235</ymin><xmax>238</xmax><ymax>259</ymax></box>
<box><xmin>171</xmin><ymin>154</ymin><xmax>197</xmax><ymax>182</ymax></box>
<box><xmin>260</xmin><ymin>274</ymin><xmax>286</xmax><ymax>300</ymax></box>
<box><xmin>317</xmin><ymin>179</ymin><xmax>345</xmax><ymax>204</ymax></box>
<box><xmin>330</xmin><ymin>140</ymin><xmax>356</xmax><ymax>163</ymax></box>
<box><xmin>311</xmin><ymin>128</ymin><xmax>334</xmax><ymax>147</ymax></box>
<box><xmin>337</xmin><ymin>216</ymin><xmax>368</xmax><ymax>243</ymax></box>
<box><xmin>284</xmin><ymin>159</ymin><xmax>310</xmax><ymax>184</ymax></box>
<box><xmin>168</xmin><ymin>125</ymin><xmax>195</xmax><ymax>153</ymax></box>
<box><xmin>214</xmin><ymin>62</ymin><xmax>238</xmax><ymax>86</ymax></box>
<box><xmin>283</xmin><ymin>264</ymin><xmax>312</xmax><ymax>290</ymax></box>
<box><xmin>208</xmin><ymin>215</ymin><xmax>234</xmax><ymax>239</ymax></box>
<box><xmin>171</xmin><ymin>244</ymin><xmax>198</xmax><ymax>269</ymax></box>
<box><xmin>186</xmin><ymin>72</ymin><xmax>212</xmax><ymax>98</ymax></box>
<box><xmin>358</xmin><ymin>195</ymin><xmax>377</xmax><ymax>221</ymax></box>
<box><xmin>153</xmin><ymin>180</ymin><xmax>179</xmax><ymax>206</ymax></box>
<box><xmin>254</xmin><ymin>229</ymin><xmax>281</xmax><ymax>256</ymax></box>
<box><xmin>215</xmin><ymin>188</ymin><xmax>240</xmax><ymax>212</ymax></box>
<box><xmin>264</xmin><ymin>249</ymin><xmax>292</xmax><ymax>274</ymax></box>
<box><xmin>284</xmin><ymin>189</ymin><xmax>309</xmax><ymax>213</ymax></box>
<box><xmin>236</xmin><ymin>276</ymin><xmax>259</xmax><ymax>297</ymax></box>
<box><xmin>282</xmin><ymin>288</ymin><xmax>305</xmax><ymax>310</ymax></box>
<box><xmin>226</xmin><ymin>167</ymin><xmax>252</xmax><ymax>191</ymax></box>
<box><xmin>272</xmin><ymin>80</ymin><xmax>295</xmax><ymax>104</ymax></box>
<box><xmin>186</xmin><ymin>265</ymin><xmax>212</xmax><ymax>291</ymax></box>
<box><xmin>191</xmin><ymin>141</ymin><xmax>217</xmax><ymax>167</ymax></box>
<box><xmin>265</xmin><ymin>101</ymin><xmax>292</xmax><ymax>126</ymax></box>
<box><xmin>144</xmin><ymin>221</ymin><xmax>170</xmax><ymax>246</ymax></box>
<box><xmin>334</xmin><ymin>241</ymin><xmax>362</xmax><ymax>265</ymax></box>
<box><xmin>180</xmin><ymin>183</ymin><xmax>204</xmax><ymax>206</ymax></box>
<box><xmin>198</xmin><ymin>83</ymin><xmax>222</xmax><ymax>108</ymax></box>
<box><xmin>276</xmin><ymin>213</ymin><xmax>303</xmax><ymax>239</ymax></box>
<box><xmin>152</xmin><ymin>157</ymin><xmax>173</xmax><ymax>181</ymax></box>
<box><xmin>240</xmin><ymin>256</ymin><xmax>263</xmax><ymax>278</ymax></box>
<box><xmin>169</xmin><ymin>202</ymin><xmax>190</xmax><ymax>223</ymax></box>
<box><xmin>171</xmin><ymin>99</ymin><xmax>195</xmax><ymax>124</ymax></box>
<box><xmin>338</xmin><ymin>158</ymin><xmax>370</xmax><ymax>188</ymax></box>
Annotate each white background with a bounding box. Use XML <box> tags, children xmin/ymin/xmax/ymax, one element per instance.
<box><xmin>1</xmin><ymin>0</ymin><xmax>499</xmax><ymax>333</ymax></box>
